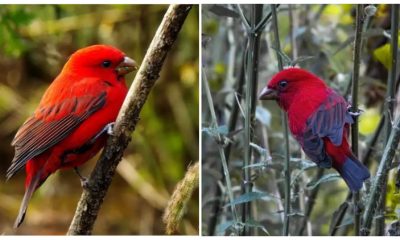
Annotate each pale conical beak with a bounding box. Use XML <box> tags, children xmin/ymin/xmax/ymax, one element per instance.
<box><xmin>258</xmin><ymin>87</ymin><xmax>278</xmax><ymax>100</ymax></box>
<box><xmin>116</xmin><ymin>56</ymin><xmax>138</xmax><ymax>76</ymax></box>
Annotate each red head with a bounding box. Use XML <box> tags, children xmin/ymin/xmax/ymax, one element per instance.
<box><xmin>259</xmin><ymin>67</ymin><xmax>327</xmax><ymax>111</ymax></box>
<box><xmin>61</xmin><ymin>44</ymin><xmax>138</xmax><ymax>80</ymax></box>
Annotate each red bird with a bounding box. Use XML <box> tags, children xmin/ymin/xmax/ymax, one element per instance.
<box><xmin>259</xmin><ymin>67</ymin><xmax>370</xmax><ymax>191</ymax></box>
<box><xmin>7</xmin><ymin>45</ymin><xmax>138</xmax><ymax>228</ymax></box>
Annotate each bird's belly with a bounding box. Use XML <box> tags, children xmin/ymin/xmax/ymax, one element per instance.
<box><xmin>59</xmin><ymin>135</ymin><xmax>107</xmax><ymax>169</ymax></box>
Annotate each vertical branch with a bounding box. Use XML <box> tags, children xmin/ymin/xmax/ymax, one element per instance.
<box><xmin>242</xmin><ymin>4</ymin><xmax>263</xmax><ymax>236</ymax></box>
<box><xmin>385</xmin><ymin>5</ymin><xmax>399</xmax><ymax>139</ymax></box>
<box><xmin>271</xmin><ymin>5</ymin><xmax>283</xmax><ymax>70</ymax></box>
<box><xmin>271</xmin><ymin>4</ymin><xmax>291</xmax><ymax>236</ymax></box>
<box><xmin>288</xmin><ymin>5</ymin><xmax>298</xmax><ymax>60</ymax></box>
<box><xmin>67</xmin><ymin>4</ymin><xmax>192</xmax><ymax>235</ymax></box>
<box><xmin>350</xmin><ymin>4</ymin><xmax>364</xmax><ymax>236</ymax></box>
<box><xmin>330</xmin><ymin>116</ymin><xmax>385</xmax><ymax>235</ymax></box>
<box><xmin>361</xmin><ymin>116</ymin><xmax>400</xmax><ymax>235</ymax></box>
<box><xmin>207</xmin><ymin>51</ymin><xmax>246</xmax><ymax>236</ymax></box>
<box><xmin>376</xmin><ymin>4</ymin><xmax>399</xmax><ymax>235</ymax></box>
<box><xmin>296</xmin><ymin>168</ymin><xmax>324</xmax><ymax>235</ymax></box>
<box><xmin>205</xmin><ymin>14</ymin><xmax>239</xmax><ymax>235</ymax></box>
<box><xmin>202</xmin><ymin>68</ymin><xmax>239</xmax><ymax>232</ymax></box>
<box><xmin>362</xmin><ymin>7</ymin><xmax>399</xmax><ymax>235</ymax></box>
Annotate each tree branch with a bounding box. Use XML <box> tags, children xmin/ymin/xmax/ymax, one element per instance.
<box><xmin>350</xmin><ymin>4</ymin><xmax>364</xmax><ymax>236</ymax></box>
<box><xmin>361</xmin><ymin>117</ymin><xmax>400</xmax><ymax>235</ymax></box>
<box><xmin>67</xmin><ymin>4</ymin><xmax>192</xmax><ymax>235</ymax></box>
<box><xmin>271</xmin><ymin>4</ymin><xmax>291</xmax><ymax>236</ymax></box>
<box><xmin>241</xmin><ymin>4</ymin><xmax>263</xmax><ymax>236</ymax></box>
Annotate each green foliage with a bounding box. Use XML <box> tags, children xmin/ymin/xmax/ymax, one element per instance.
<box><xmin>0</xmin><ymin>6</ymin><xmax>34</xmax><ymax>56</ymax></box>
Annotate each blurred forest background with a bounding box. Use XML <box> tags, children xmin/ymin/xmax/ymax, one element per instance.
<box><xmin>202</xmin><ymin>4</ymin><xmax>400</xmax><ymax>236</ymax></box>
<box><xmin>0</xmin><ymin>5</ymin><xmax>199</xmax><ymax>235</ymax></box>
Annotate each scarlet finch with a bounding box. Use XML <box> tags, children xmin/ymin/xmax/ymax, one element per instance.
<box><xmin>7</xmin><ymin>45</ymin><xmax>138</xmax><ymax>228</ymax></box>
<box><xmin>259</xmin><ymin>67</ymin><xmax>370</xmax><ymax>191</ymax></box>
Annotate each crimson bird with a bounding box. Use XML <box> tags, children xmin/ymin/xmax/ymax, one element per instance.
<box><xmin>259</xmin><ymin>67</ymin><xmax>370</xmax><ymax>191</ymax></box>
<box><xmin>7</xmin><ymin>45</ymin><xmax>138</xmax><ymax>228</ymax></box>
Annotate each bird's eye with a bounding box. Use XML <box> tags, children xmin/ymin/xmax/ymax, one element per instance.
<box><xmin>278</xmin><ymin>80</ymin><xmax>288</xmax><ymax>89</ymax></box>
<box><xmin>102</xmin><ymin>60</ymin><xmax>112</xmax><ymax>68</ymax></box>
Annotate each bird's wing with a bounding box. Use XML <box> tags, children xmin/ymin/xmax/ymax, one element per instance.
<box><xmin>7</xmin><ymin>82</ymin><xmax>107</xmax><ymax>179</ymax></box>
<box><xmin>296</xmin><ymin>90</ymin><xmax>353</xmax><ymax>168</ymax></box>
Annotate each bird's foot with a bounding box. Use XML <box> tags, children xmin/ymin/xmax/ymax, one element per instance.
<box><xmin>74</xmin><ymin>167</ymin><xmax>90</xmax><ymax>189</ymax></box>
<box><xmin>105</xmin><ymin>122</ymin><xmax>115</xmax><ymax>136</ymax></box>
<box><xmin>347</xmin><ymin>106</ymin><xmax>363</xmax><ymax>117</ymax></box>
<box><xmin>79</xmin><ymin>177</ymin><xmax>90</xmax><ymax>189</ymax></box>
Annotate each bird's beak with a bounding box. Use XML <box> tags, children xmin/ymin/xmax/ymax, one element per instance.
<box><xmin>258</xmin><ymin>87</ymin><xmax>278</xmax><ymax>100</ymax></box>
<box><xmin>116</xmin><ymin>56</ymin><xmax>138</xmax><ymax>76</ymax></box>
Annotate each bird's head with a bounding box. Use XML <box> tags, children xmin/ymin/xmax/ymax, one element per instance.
<box><xmin>62</xmin><ymin>44</ymin><xmax>138</xmax><ymax>81</ymax></box>
<box><xmin>258</xmin><ymin>67</ymin><xmax>327</xmax><ymax>111</ymax></box>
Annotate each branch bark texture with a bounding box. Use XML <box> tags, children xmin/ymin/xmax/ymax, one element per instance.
<box><xmin>67</xmin><ymin>4</ymin><xmax>192</xmax><ymax>235</ymax></box>
<box><xmin>351</xmin><ymin>4</ymin><xmax>364</xmax><ymax>236</ymax></box>
<box><xmin>361</xmin><ymin>115</ymin><xmax>400</xmax><ymax>235</ymax></box>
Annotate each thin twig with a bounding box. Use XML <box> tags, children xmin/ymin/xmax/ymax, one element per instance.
<box><xmin>271</xmin><ymin>4</ymin><xmax>291</xmax><ymax>236</ymax></box>
<box><xmin>254</xmin><ymin>5</ymin><xmax>277</xmax><ymax>33</ymax></box>
<box><xmin>288</xmin><ymin>5</ymin><xmax>298</xmax><ymax>60</ymax></box>
<box><xmin>296</xmin><ymin>168</ymin><xmax>324</xmax><ymax>235</ymax></box>
<box><xmin>241</xmin><ymin>5</ymin><xmax>263</xmax><ymax>235</ymax></box>
<box><xmin>202</xmin><ymin>68</ymin><xmax>240</xmax><ymax>233</ymax></box>
<box><xmin>361</xmin><ymin>116</ymin><xmax>400</xmax><ymax>235</ymax></box>
<box><xmin>376</xmin><ymin>4</ymin><xmax>399</xmax><ymax>235</ymax></box>
<box><xmin>67</xmin><ymin>5</ymin><xmax>192</xmax><ymax>235</ymax></box>
<box><xmin>206</xmin><ymin>49</ymin><xmax>246</xmax><ymax>236</ymax></box>
<box><xmin>350</xmin><ymin>4</ymin><xmax>364</xmax><ymax>236</ymax></box>
<box><xmin>236</xmin><ymin>4</ymin><xmax>251</xmax><ymax>31</ymax></box>
<box><xmin>330</xmin><ymin>115</ymin><xmax>385</xmax><ymax>235</ymax></box>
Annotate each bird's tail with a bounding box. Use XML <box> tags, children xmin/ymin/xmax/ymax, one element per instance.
<box><xmin>14</xmin><ymin>172</ymin><xmax>41</xmax><ymax>228</ymax></box>
<box><xmin>337</xmin><ymin>157</ymin><xmax>370</xmax><ymax>192</ymax></box>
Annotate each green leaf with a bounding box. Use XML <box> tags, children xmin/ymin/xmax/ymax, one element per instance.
<box><xmin>208</xmin><ymin>5</ymin><xmax>239</xmax><ymax>18</ymax></box>
<box><xmin>249</xmin><ymin>142</ymin><xmax>268</xmax><ymax>157</ymax></box>
<box><xmin>216</xmin><ymin>220</ymin><xmax>236</xmax><ymax>234</ymax></box>
<box><xmin>290</xmin><ymin>158</ymin><xmax>317</xmax><ymax>170</ymax></box>
<box><xmin>243</xmin><ymin>161</ymin><xmax>283</xmax><ymax>171</ymax></box>
<box><xmin>270</xmin><ymin>46</ymin><xmax>292</xmax><ymax>66</ymax></box>
<box><xmin>241</xmin><ymin>219</ymin><xmax>269</xmax><ymax>235</ymax></box>
<box><xmin>224</xmin><ymin>191</ymin><xmax>277</xmax><ymax>207</ymax></box>
<box><xmin>335</xmin><ymin>216</ymin><xmax>353</xmax><ymax>229</ymax></box>
<box><xmin>306</xmin><ymin>173</ymin><xmax>341</xmax><ymax>190</ymax></box>
<box><xmin>202</xmin><ymin>125</ymin><xmax>228</xmax><ymax>136</ymax></box>
<box><xmin>290</xmin><ymin>159</ymin><xmax>317</xmax><ymax>186</ymax></box>
<box><xmin>287</xmin><ymin>211</ymin><xmax>305</xmax><ymax>217</ymax></box>
<box><xmin>291</xmin><ymin>56</ymin><xmax>316</xmax><ymax>66</ymax></box>
<box><xmin>243</xmin><ymin>162</ymin><xmax>268</xmax><ymax>169</ymax></box>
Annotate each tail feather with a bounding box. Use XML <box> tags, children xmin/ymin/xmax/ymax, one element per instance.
<box><xmin>338</xmin><ymin>158</ymin><xmax>370</xmax><ymax>192</ymax></box>
<box><xmin>14</xmin><ymin>173</ymin><xmax>41</xmax><ymax>228</ymax></box>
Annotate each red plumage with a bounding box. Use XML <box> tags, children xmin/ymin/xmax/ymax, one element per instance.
<box><xmin>7</xmin><ymin>45</ymin><xmax>138</xmax><ymax>228</ymax></box>
<box><xmin>259</xmin><ymin>67</ymin><xmax>370</xmax><ymax>191</ymax></box>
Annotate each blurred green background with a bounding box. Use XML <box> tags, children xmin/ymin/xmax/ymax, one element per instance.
<box><xmin>0</xmin><ymin>4</ymin><xmax>199</xmax><ymax>235</ymax></box>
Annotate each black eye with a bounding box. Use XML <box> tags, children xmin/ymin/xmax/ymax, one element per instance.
<box><xmin>102</xmin><ymin>60</ymin><xmax>112</xmax><ymax>68</ymax></box>
<box><xmin>278</xmin><ymin>80</ymin><xmax>288</xmax><ymax>89</ymax></box>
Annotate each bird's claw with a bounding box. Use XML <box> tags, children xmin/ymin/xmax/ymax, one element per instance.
<box><xmin>105</xmin><ymin>122</ymin><xmax>115</xmax><ymax>136</ymax></box>
<box><xmin>80</xmin><ymin>177</ymin><xmax>90</xmax><ymax>189</ymax></box>
<box><xmin>347</xmin><ymin>106</ymin><xmax>363</xmax><ymax>117</ymax></box>
<box><xmin>74</xmin><ymin>167</ymin><xmax>90</xmax><ymax>189</ymax></box>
